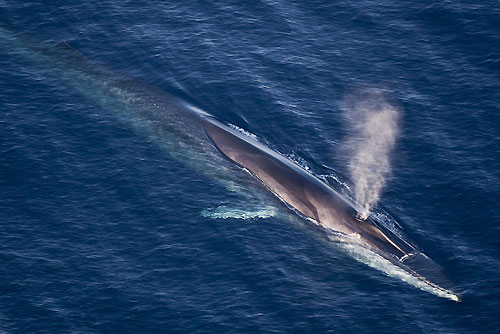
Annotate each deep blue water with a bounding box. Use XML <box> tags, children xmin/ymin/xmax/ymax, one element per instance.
<box><xmin>1</xmin><ymin>1</ymin><xmax>499</xmax><ymax>333</ymax></box>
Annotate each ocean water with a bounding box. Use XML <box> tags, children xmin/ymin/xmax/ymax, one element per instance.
<box><xmin>1</xmin><ymin>1</ymin><xmax>499</xmax><ymax>333</ymax></box>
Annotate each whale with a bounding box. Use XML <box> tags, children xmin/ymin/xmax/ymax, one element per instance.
<box><xmin>201</xmin><ymin>117</ymin><xmax>459</xmax><ymax>301</ymax></box>
<box><xmin>202</xmin><ymin>118</ymin><xmax>413</xmax><ymax>256</ymax></box>
<box><xmin>0</xmin><ymin>26</ymin><xmax>460</xmax><ymax>301</ymax></box>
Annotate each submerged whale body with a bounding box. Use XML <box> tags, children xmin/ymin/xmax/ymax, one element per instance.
<box><xmin>0</xmin><ymin>26</ymin><xmax>460</xmax><ymax>301</ymax></box>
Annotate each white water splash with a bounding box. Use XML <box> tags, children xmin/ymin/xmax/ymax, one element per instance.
<box><xmin>341</xmin><ymin>89</ymin><xmax>401</xmax><ymax>219</ymax></box>
<box><xmin>201</xmin><ymin>205</ymin><xmax>277</xmax><ymax>220</ymax></box>
<box><xmin>328</xmin><ymin>234</ymin><xmax>460</xmax><ymax>302</ymax></box>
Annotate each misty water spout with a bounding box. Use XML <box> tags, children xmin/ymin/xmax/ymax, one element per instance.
<box><xmin>341</xmin><ymin>90</ymin><xmax>401</xmax><ymax>219</ymax></box>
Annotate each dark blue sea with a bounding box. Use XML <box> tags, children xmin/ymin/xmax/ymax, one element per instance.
<box><xmin>1</xmin><ymin>1</ymin><xmax>499</xmax><ymax>333</ymax></box>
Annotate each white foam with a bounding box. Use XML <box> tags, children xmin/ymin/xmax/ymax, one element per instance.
<box><xmin>201</xmin><ymin>205</ymin><xmax>277</xmax><ymax>220</ymax></box>
<box><xmin>228</xmin><ymin>124</ymin><xmax>259</xmax><ymax>140</ymax></box>
<box><xmin>286</xmin><ymin>153</ymin><xmax>312</xmax><ymax>172</ymax></box>
<box><xmin>328</xmin><ymin>234</ymin><xmax>460</xmax><ymax>302</ymax></box>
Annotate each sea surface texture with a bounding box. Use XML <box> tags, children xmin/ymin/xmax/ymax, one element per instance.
<box><xmin>1</xmin><ymin>1</ymin><xmax>499</xmax><ymax>333</ymax></box>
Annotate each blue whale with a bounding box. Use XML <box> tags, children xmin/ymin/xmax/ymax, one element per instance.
<box><xmin>201</xmin><ymin>117</ymin><xmax>459</xmax><ymax>301</ymax></box>
<box><xmin>0</xmin><ymin>26</ymin><xmax>460</xmax><ymax>301</ymax></box>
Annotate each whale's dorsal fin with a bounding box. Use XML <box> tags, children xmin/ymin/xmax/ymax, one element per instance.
<box><xmin>54</xmin><ymin>40</ymin><xmax>86</xmax><ymax>58</ymax></box>
<box><xmin>56</xmin><ymin>40</ymin><xmax>74</xmax><ymax>50</ymax></box>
